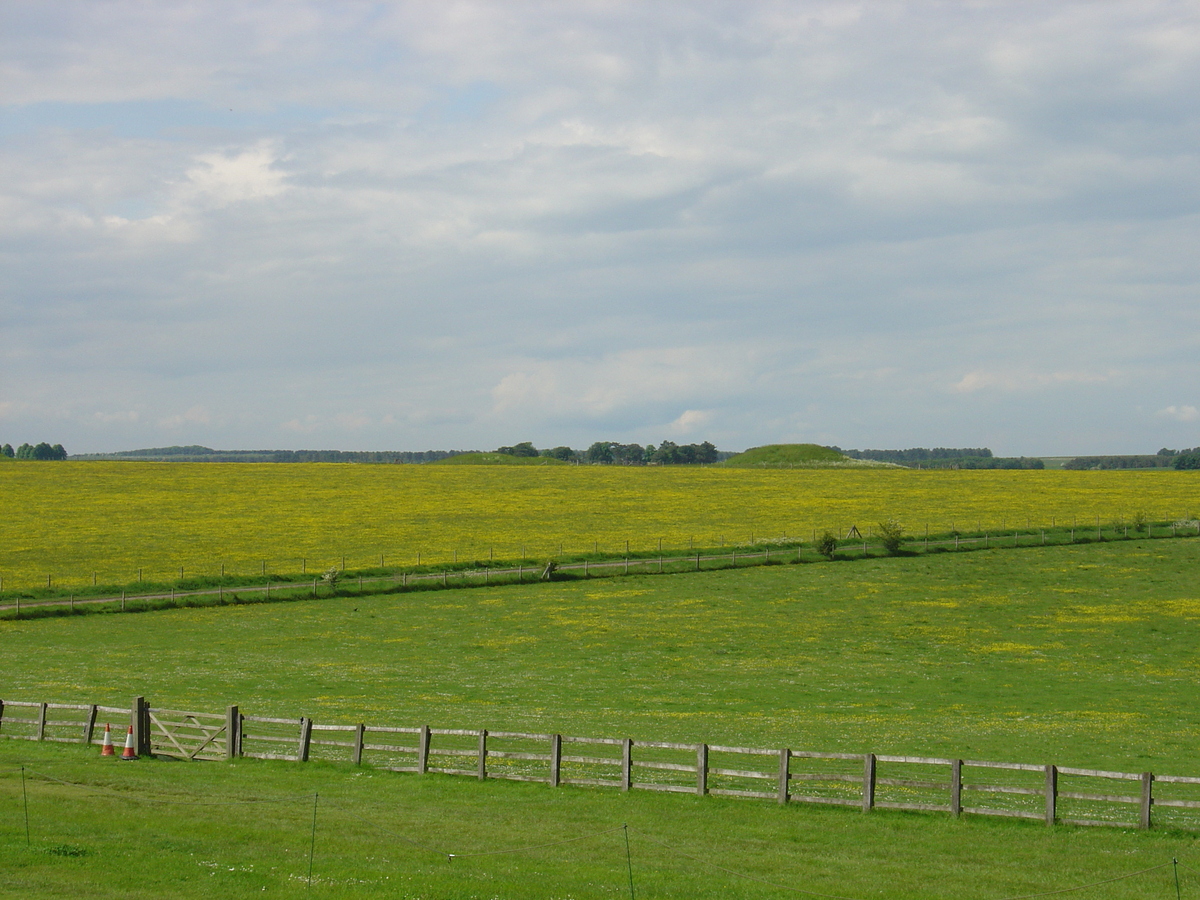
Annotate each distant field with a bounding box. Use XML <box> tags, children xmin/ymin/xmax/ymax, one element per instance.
<box><xmin>2</xmin><ymin>462</ymin><xmax>1199</xmax><ymax>590</ymax></box>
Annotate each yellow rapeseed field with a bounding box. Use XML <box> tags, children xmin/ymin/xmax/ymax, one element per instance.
<box><xmin>2</xmin><ymin>461</ymin><xmax>1199</xmax><ymax>589</ymax></box>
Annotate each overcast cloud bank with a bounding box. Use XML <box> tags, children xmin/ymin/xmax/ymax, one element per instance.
<box><xmin>2</xmin><ymin>1</ymin><xmax>1198</xmax><ymax>455</ymax></box>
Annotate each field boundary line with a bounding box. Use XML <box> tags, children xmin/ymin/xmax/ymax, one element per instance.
<box><xmin>4</xmin><ymin>696</ymin><xmax>1198</xmax><ymax>833</ymax></box>
<box><xmin>5</xmin><ymin>522</ymin><xmax>1198</xmax><ymax>618</ymax></box>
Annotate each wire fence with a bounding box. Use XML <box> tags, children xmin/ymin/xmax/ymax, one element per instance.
<box><xmin>3</xmin><ymin>518</ymin><xmax>1199</xmax><ymax>618</ymax></box>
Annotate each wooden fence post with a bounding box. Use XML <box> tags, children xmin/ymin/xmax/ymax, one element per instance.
<box><xmin>36</xmin><ymin>702</ymin><xmax>47</xmax><ymax>741</ymax></box>
<box><xmin>1044</xmin><ymin>765</ymin><xmax>1057</xmax><ymax>825</ymax></box>
<box><xmin>83</xmin><ymin>705</ymin><xmax>98</xmax><ymax>744</ymax></box>
<box><xmin>697</xmin><ymin>743</ymin><xmax>708</xmax><ymax>795</ymax></box>
<box><xmin>418</xmin><ymin>725</ymin><xmax>431</xmax><ymax>774</ymax></box>
<box><xmin>225</xmin><ymin>705</ymin><xmax>240</xmax><ymax>759</ymax></box>
<box><xmin>1140</xmin><ymin>772</ymin><xmax>1153</xmax><ymax>829</ymax></box>
<box><xmin>622</xmin><ymin>739</ymin><xmax>633</xmax><ymax>791</ymax></box>
<box><xmin>0</xmin><ymin>699</ymin><xmax>5</xmax><ymax>732</ymax></box>
<box><xmin>862</xmin><ymin>753</ymin><xmax>876</xmax><ymax>811</ymax></box>
<box><xmin>352</xmin><ymin>724</ymin><xmax>365</xmax><ymax>766</ymax></box>
<box><xmin>298</xmin><ymin>717</ymin><xmax>313</xmax><ymax>762</ymax></box>
<box><xmin>951</xmin><ymin>759</ymin><xmax>962</xmax><ymax>816</ymax></box>
<box><xmin>778</xmin><ymin>748</ymin><xmax>791</xmax><ymax>804</ymax></box>
<box><xmin>477</xmin><ymin>729</ymin><xmax>488</xmax><ymax>780</ymax></box>
<box><xmin>132</xmin><ymin>696</ymin><xmax>150</xmax><ymax>756</ymax></box>
<box><xmin>550</xmin><ymin>734</ymin><xmax>562</xmax><ymax>786</ymax></box>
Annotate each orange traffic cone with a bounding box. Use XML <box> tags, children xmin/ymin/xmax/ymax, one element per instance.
<box><xmin>100</xmin><ymin>723</ymin><xmax>115</xmax><ymax>756</ymax></box>
<box><xmin>120</xmin><ymin>725</ymin><xmax>137</xmax><ymax>760</ymax></box>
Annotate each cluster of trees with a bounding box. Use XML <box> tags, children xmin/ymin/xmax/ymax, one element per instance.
<box><xmin>593</xmin><ymin>440</ymin><xmax>719</xmax><ymax>465</ymax></box>
<box><xmin>494</xmin><ymin>440</ymin><xmax>722</xmax><ymax>465</ymax></box>
<box><xmin>2</xmin><ymin>442</ymin><xmax>67</xmax><ymax>460</ymax></box>
<box><xmin>1171</xmin><ymin>449</ymin><xmax>1200</xmax><ymax>470</ymax></box>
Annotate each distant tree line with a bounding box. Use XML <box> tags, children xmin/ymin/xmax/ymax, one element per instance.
<box><xmin>837</xmin><ymin>447</ymin><xmax>993</xmax><ymax>463</ymax></box>
<box><xmin>833</xmin><ymin>447</ymin><xmax>1043</xmax><ymax>469</ymax></box>
<box><xmin>1062</xmin><ymin>455</ymin><xmax>1174</xmax><ymax>470</ymax></box>
<box><xmin>494</xmin><ymin>440</ymin><xmax>724</xmax><ymax>465</ymax></box>
<box><xmin>76</xmin><ymin>446</ymin><xmax>469</xmax><ymax>463</ymax></box>
<box><xmin>2</xmin><ymin>442</ymin><xmax>67</xmax><ymax>460</ymax></box>
<box><xmin>1064</xmin><ymin>448</ymin><xmax>1200</xmax><ymax>471</ymax></box>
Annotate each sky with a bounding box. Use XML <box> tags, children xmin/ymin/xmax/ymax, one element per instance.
<box><xmin>2</xmin><ymin>1</ymin><xmax>1199</xmax><ymax>456</ymax></box>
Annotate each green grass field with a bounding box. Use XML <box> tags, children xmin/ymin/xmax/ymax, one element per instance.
<box><xmin>3</xmin><ymin>741</ymin><xmax>1199</xmax><ymax>900</ymax></box>
<box><xmin>6</xmin><ymin>524</ymin><xmax>1200</xmax><ymax>896</ymax></box>
<box><xmin>4</xmin><ymin>537</ymin><xmax>1199</xmax><ymax>769</ymax></box>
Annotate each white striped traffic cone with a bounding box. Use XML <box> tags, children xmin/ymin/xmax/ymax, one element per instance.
<box><xmin>100</xmin><ymin>723</ymin><xmax>115</xmax><ymax>756</ymax></box>
<box><xmin>120</xmin><ymin>724</ymin><xmax>137</xmax><ymax>760</ymax></box>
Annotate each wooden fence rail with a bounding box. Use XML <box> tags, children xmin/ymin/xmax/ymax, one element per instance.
<box><xmin>5</xmin><ymin>695</ymin><xmax>1200</xmax><ymax>832</ymax></box>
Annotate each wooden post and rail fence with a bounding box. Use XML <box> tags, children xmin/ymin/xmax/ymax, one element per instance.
<box><xmin>4</xmin><ymin>696</ymin><xmax>1200</xmax><ymax>832</ymax></box>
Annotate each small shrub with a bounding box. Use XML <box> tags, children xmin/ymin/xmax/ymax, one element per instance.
<box><xmin>878</xmin><ymin>519</ymin><xmax>904</xmax><ymax>554</ymax></box>
<box><xmin>321</xmin><ymin>566</ymin><xmax>340</xmax><ymax>586</ymax></box>
<box><xmin>817</xmin><ymin>531</ymin><xmax>838</xmax><ymax>560</ymax></box>
<box><xmin>1131</xmin><ymin>511</ymin><xmax>1147</xmax><ymax>533</ymax></box>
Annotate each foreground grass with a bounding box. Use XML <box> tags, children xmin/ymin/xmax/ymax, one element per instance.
<box><xmin>3</xmin><ymin>538</ymin><xmax>1199</xmax><ymax>773</ymax></box>
<box><xmin>2</xmin><ymin>742</ymin><xmax>1198</xmax><ymax>900</ymax></box>
<box><xmin>2</xmin><ymin>462</ymin><xmax>1199</xmax><ymax>590</ymax></box>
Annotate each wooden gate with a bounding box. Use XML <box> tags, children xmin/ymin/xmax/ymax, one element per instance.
<box><xmin>148</xmin><ymin>706</ymin><xmax>236</xmax><ymax>761</ymax></box>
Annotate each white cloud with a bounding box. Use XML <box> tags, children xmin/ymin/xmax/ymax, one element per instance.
<box><xmin>667</xmin><ymin>409</ymin><xmax>713</xmax><ymax>435</ymax></box>
<box><xmin>176</xmin><ymin>142</ymin><xmax>287</xmax><ymax>209</ymax></box>
<box><xmin>1157</xmin><ymin>404</ymin><xmax>1199</xmax><ymax>422</ymax></box>
<box><xmin>952</xmin><ymin>369</ymin><xmax>1115</xmax><ymax>394</ymax></box>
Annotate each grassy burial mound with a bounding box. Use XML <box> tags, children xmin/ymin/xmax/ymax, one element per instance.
<box><xmin>722</xmin><ymin>443</ymin><xmax>861</xmax><ymax>467</ymax></box>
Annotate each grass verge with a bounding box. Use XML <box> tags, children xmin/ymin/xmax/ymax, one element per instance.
<box><xmin>2</xmin><ymin>742</ymin><xmax>1198</xmax><ymax>900</ymax></box>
